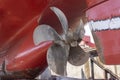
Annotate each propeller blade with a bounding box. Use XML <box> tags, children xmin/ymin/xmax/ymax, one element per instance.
<box><xmin>68</xmin><ymin>45</ymin><xmax>89</xmax><ymax>66</ymax></box>
<box><xmin>33</xmin><ymin>24</ymin><xmax>61</xmax><ymax>45</ymax></box>
<box><xmin>47</xmin><ymin>43</ymin><xmax>69</xmax><ymax>76</ymax></box>
<box><xmin>73</xmin><ymin>19</ymin><xmax>85</xmax><ymax>42</ymax></box>
<box><xmin>50</xmin><ymin>7</ymin><xmax>68</xmax><ymax>34</ymax></box>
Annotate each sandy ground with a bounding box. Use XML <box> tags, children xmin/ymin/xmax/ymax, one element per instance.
<box><xmin>37</xmin><ymin>58</ymin><xmax>120</xmax><ymax>79</ymax></box>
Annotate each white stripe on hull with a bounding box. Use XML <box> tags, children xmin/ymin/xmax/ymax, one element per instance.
<box><xmin>89</xmin><ymin>17</ymin><xmax>120</xmax><ymax>31</ymax></box>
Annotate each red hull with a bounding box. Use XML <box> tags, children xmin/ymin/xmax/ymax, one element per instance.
<box><xmin>87</xmin><ymin>0</ymin><xmax>120</xmax><ymax>65</ymax></box>
<box><xmin>0</xmin><ymin>0</ymin><xmax>52</xmax><ymax>78</ymax></box>
<box><xmin>95</xmin><ymin>30</ymin><xmax>120</xmax><ymax>64</ymax></box>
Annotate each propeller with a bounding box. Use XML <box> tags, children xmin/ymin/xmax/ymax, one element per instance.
<box><xmin>33</xmin><ymin>6</ymin><xmax>89</xmax><ymax>76</ymax></box>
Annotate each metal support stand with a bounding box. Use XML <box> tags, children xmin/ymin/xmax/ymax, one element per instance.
<box><xmin>90</xmin><ymin>58</ymin><xmax>94</xmax><ymax>80</ymax></box>
<box><xmin>90</xmin><ymin>56</ymin><xmax>120</xmax><ymax>80</ymax></box>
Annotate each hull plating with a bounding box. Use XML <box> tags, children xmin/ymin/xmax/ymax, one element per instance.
<box><xmin>87</xmin><ymin>0</ymin><xmax>120</xmax><ymax>65</ymax></box>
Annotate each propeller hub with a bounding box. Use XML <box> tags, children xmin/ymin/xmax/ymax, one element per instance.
<box><xmin>70</xmin><ymin>41</ymin><xmax>78</xmax><ymax>47</ymax></box>
<box><xmin>61</xmin><ymin>29</ymin><xmax>79</xmax><ymax>47</ymax></box>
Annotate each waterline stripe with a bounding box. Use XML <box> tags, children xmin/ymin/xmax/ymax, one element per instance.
<box><xmin>89</xmin><ymin>17</ymin><xmax>120</xmax><ymax>31</ymax></box>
